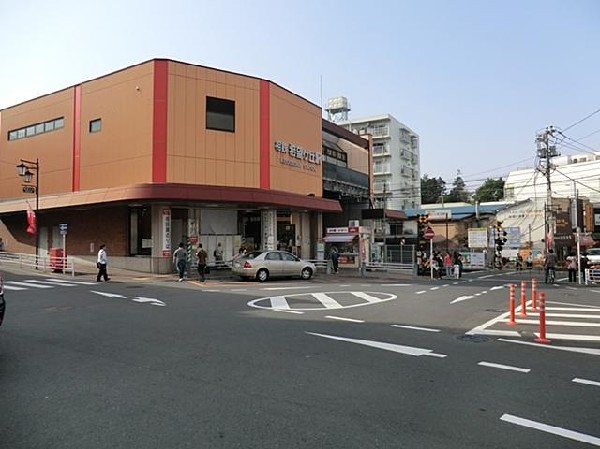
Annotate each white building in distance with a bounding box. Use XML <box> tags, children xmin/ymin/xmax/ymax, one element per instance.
<box><xmin>504</xmin><ymin>152</ymin><xmax>600</xmax><ymax>204</ymax></box>
<box><xmin>338</xmin><ymin>114</ymin><xmax>421</xmax><ymax>211</ymax></box>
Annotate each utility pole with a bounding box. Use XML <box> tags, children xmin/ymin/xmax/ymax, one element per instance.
<box><xmin>536</xmin><ymin>126</ymin><xmax>559</xmax><ymax>253</ymax></box>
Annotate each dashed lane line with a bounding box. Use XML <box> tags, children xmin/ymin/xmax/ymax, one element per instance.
<box><xmin>478</xmin><ymin>361</ymin><xmax>530</xmax><ymax>373</ymax></box>
<box><xmin>325</xmin><ymin>316</ymin><xmax>365</xmax><ymax>323</ymax></box>
<box><xmin>572</xmin><ymin>378</ymin><xmax>600</xmax><ymax>387</ymax></box>
<box><xmin>392</xmin><ymin>324</ymin><xmax>441</xmax><ymax>333</ymax></box>
<box><xmin>6</xmin><ymin>281</ymin><xmax>53</xmax><ymax>288</ymax></box>
<box><xmin>500</xmin><ymin>413</ymin><xmax>600</xmax><ymax>446</ymax></box>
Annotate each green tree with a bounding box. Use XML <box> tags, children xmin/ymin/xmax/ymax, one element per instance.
<box><xmin>474</xmin><ymin>178</ymin><xmax>505</xmax><ymax>202</ymax></box>
<box><xmin>420</xmin><ymin>175</ymin><xmax>446</xmax><ymax>204</ymax></box>
<box><xmin>445</xmin><ymin>175</ymin><xmax>470</xmax><ymax>202</ymax></box>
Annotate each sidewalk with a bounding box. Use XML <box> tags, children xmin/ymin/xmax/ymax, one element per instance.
<box><xmin>2</xmin><ymin>261</ymin><xmax>416</xmax><ymax>285</ymax></box>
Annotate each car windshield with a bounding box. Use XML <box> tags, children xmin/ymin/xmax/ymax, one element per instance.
<box><xmin>588</xmin><ymin>249</ymin><xmax>600</xmax><ymax>255</ymax></box>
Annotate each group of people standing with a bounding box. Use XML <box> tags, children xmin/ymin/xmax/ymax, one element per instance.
<box><xmin>431</xmin><ymin>250</ymin><xmax>463</xmax><ymax>279</ymax></box>
<box><xmin>173</xmin><ymin>243</ymin><xmax>209</xmax><ymax>282</ymax></box>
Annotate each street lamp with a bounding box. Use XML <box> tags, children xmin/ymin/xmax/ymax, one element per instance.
<box><xmin>16</xmin><ymin>158</ymin><xmax>40</xmax><ymax>261</ymax></box>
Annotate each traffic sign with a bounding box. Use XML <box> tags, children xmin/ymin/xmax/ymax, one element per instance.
<box><xmin>424</xmin><ymin>227</ymin><xmax>435</xmax><ymax>240</ymax></box>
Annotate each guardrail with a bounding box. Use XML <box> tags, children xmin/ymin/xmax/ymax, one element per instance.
<box><xmin>307</xmin><ymin>259</ymin><xmax>414</xmax><ymax>276</ymax></box>
<box><xmin>0</xmin><ymin>252</ymin><xmax>75</xmax><ymax>276</ymax></box>
<box><xmin>584</xmin><ymin>268</ymin><xmax>600</xmax><ymax>285</ymax></box>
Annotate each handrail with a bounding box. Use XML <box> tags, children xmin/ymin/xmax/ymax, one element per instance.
<box><xmin>0</xmin><ymin>252</ymin><xmax>75</xmax><ymax>277</ymax></box>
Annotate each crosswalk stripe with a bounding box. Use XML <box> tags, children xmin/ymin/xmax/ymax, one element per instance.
<box><xmin>504</xmin><ymin>319</ymin><xmax>600</xmax><ymax>327</ymax></box>
<box><xmin>3</xmin><ymin>285</ymin><xmax>27</xmax><ymax>291</ymax></box>
<box><xmin>311</xmin><ymin>293</ymin><xmax>342</xmax><ymax>309</ymax></box>
<box><xmin>535</xmin><ymin>333</ymin><xmax>600</xmax><ymax>341</ymax></box>
<box><xmin>7</xmin><ymin>281</ymin><xmax>53</xmax><ymax>289</ymax></box>
<box><xmin>270</xmin><ymin>296</ymin><xmax>290</xmax><ymax>309</ymax></box>
<box><xmin>25</xmin><ymin>280</ymin><xmax>77</xmax><ymax>287</ymax></box>
<box><xmin>45</xmin><ymin>279</ymin><xmax>97</xmax><ymax>285</ymax></box>
<box><xmin>351</xmin><ymin>292</ymin><xmax>383</xmax><ymax>303</ymax></box>
<box><xmin>529</xmin><ymin>312</ymin><xmax>600</xmax><ymax>319</ymax></box>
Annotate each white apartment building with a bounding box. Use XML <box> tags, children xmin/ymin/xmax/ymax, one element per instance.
<box><xmin>339</xmin><ymin>114</ymin><xmax>421</xmax><ymax>211</ymax></box>
<box><xmin>504</xmin><ymin>152</ymin><xmax>600</xmax><ymax>203</ymax></box>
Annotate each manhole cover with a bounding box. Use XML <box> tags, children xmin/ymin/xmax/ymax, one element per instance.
<box><xmin>457</xmin><ymin>334</ymin><xmax>490</xmax><ymax>343</ymax></box>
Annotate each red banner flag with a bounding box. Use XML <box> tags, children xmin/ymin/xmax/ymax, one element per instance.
<box><xmin>26</xmin><ymin>208</ymin><xmax>37</xmax><ymax>235</ymax></box>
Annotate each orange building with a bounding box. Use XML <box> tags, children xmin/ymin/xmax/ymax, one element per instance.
<box><xmin>0</xmin><ymin>59</ymin><xmax>341</xmax><ymax>272</ymax></box>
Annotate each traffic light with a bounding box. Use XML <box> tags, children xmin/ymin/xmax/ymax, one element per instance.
<box><xmin>494</xmin><ymin>221</ymin><xmax>507</xmax><ymax>253</ymax></box>
<box><xmin>417</xmin><ymin>214</ymin><xmax>429</xmax><ymax>240</ymax></box>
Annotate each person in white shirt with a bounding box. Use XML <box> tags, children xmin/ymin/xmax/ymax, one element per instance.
<box><xmin>96</xmin><ymin>244</ymin><xmax>110</xmax><ymax>282</ymax></box>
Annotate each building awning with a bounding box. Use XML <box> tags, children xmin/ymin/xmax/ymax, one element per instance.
<box><xmin>361</xmin><ymin>208</ymin><xmax>407</xmax><ymax>220</ymax></box>
<box><xmin>0</xmin><ymin>183</ymin><xmax>342</xmax><ymax>214</ymax></box>
<box><xmin>323</xmin><ymin>233</ymin><xmax>358</xmax><ymax>243</ymax></box>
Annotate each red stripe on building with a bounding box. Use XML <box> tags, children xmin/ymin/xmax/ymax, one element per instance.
<box><xmin>259</xmin><ymin>80</ymin><xmax>270</xmax><ymax>189</ymax></box>
<box><xmin>72</xmin><ymin>85</ymin><xmax>82</xmax><ymax>191</ymax></box>
<box><xmin>152</xmin><ymin>60</ymin><xmax>168</xmax><ymax>182</ymax></box>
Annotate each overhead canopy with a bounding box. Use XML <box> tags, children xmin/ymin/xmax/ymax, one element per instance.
<box><xmin>323</xmin><ymin>233</ymin><xmax>358</xmax><ymax>243</ymax></box>
<box><xmin>0</xmin><ymin>183</ymin><xmax>342</xmax><ymax>214</ymax></box>
<box><xmin>361</xmin><ymin>208</ymin><xmax>407</xmax><ymax>220</ymax></box>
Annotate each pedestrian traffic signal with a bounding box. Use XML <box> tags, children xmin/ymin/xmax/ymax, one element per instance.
<box><xmin>417</xmin><ymin>214</ymin><xmax>429</xmax><ymax>240</ymax></box>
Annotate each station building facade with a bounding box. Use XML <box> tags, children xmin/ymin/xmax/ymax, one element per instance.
<box><xmin>0</xmin><ymin>59</ymin><xmax>341</xmax><ymax>272</ymax></box>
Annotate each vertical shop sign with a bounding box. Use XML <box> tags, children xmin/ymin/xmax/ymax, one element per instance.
<box><xmin>162</xmin><ymin>208</ymin><xmax>171</xmax><ymax>257</ymax></box>
<box><xmin>262</xmin><ymin>210</ymin><xmax>276</xmax><ymax>250</ymax></box>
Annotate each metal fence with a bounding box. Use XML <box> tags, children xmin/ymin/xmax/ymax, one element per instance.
<box><xmin>0</xmin><ymin>252</ymin><xmax>75</xmax><ymax>276</ymax></box>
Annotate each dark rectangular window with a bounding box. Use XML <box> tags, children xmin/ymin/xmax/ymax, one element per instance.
<box><xmin>206</xmin><ymin>96</ymin><xmax>235</xmax><ymax>132</ymax></box>
<box><xmin>89</xmin><ymin>118</ymin><xmax>102</xmax><ymax>133</ymax></box>
<box><xmin>7</xmin><ymin>116</ymin><xmax>64</xmax><ymax>141</ymax></box>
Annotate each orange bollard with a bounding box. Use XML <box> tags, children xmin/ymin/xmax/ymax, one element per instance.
<box><xmin>507</xmin><ymin>284</ymin><xmax>517</xmax><ymax>326</ymax></box>
<box><xmin>531</xmin><ymin>278</ymin><xmax>537</xmax><ymax>311</ymax></box>
<box><xmin>534</xmin><ymin>292</ymin><xmax>551</xmax><ymax>344</ymax></box>
<box><xmin>519</xmin><ymin>280</ymin><xmax>528</xmax><ymax>317</ymax></box>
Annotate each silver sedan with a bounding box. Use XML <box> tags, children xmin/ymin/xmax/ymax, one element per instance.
<box><xmin>232</xmin><ymin>250</ymin><xmax>316</xmax><ymax>282</ymax></box>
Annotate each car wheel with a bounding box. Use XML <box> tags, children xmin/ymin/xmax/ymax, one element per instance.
<box><xmin>301</xmin><ymin>267</ymin><xmax>313</xmax><ymax>280</ymax></box>
<box><xmin>256</xmin><ymin>269</ymin><xmax>269</xmax><ymax>282</ymax></box>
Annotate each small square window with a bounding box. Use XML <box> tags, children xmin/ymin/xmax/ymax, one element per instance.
<box><xmin>44</xmin><ymin>121</ymin><xmax>55</xmax><ymax>132</ymax></box>
<box><xmin>35</xmin><ymin>123</ymin><xmax>44</xmax><ymax>134</ymax></box>
<box><xmin>54</xmin><ymin>118</ymin><xmax>64</xmax><ymax>129</ymax></box>
<box><xmin>89</xmin><ymin>118</ymin><xmax>102</xmax><ymax>133</ymax></box>
<box><xmin>206</xmin><ymin>96</ymin><xmax>235</xmax><ymax>132</ymax></box>
<box><xmin>8</xmin><ymin>130</ymin><xmax>18</xmax><ymax>140</ymax></box>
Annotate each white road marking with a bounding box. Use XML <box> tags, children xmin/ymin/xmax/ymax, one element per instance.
<box><xmin>415</xmin><ymin>290</ymin><xmax>427</xmax><ymax>295</ymax></box>
<box><xmin>307</xmin><ymin>332</ymin><xmax>446</xmax><ymax>357</ymax></box>
<box><xmin>392</xmin><ymin>325</ymin><xmax>440</xmax><ymax>333</ymax></box>
<box><xmin>131</xmin><ymin>296</ymin><xmax>166</xmax><ymax>306</ymax></box>
<box><xmin>248</xmin><ymin>291</ymin><xmax>397</xmax><ymax>311</ymax></box>
<box><xmin>262</xmin><ymin>286</ymin><xmax>312</xmax><ymax>291</ymax></box>
<box><xmin>269</xmin><ymin>296</ymin><xmax>290</xmax><ymax>309</ymax></box>
<box><xmin>546</xmin><ymin>307</ymin><xmax>600</xmax><ymax>312</ymax></box>
<box><xmin>7</xmin><ymin>281</ymin><xmax>53</xmax><ymax>288</ymax></box>
<box><xmin>46</xmin><ymin>278</ymin><xmax>97</xmax><ymax>285</ymax></box>
<box><xmin>325</xmin><ymin>316</ymin><xmax>365</xmax><ymax>323</ymax></box>
<box><xmin>230</xmin><ymin>288</ymin><xmax>248</xmax><ymax>292</ymax></box>
<box><xmin>477</xmin><ymin>275</ymin><xmax>495</xmax><ymax>279</ymax></box>
<box><xmin>274</xmin><ymin>310</ymin><xmax>304</xmax><ymax>314</ymax></box>
<box><xmin>430</xmin><ymin>286</ymin><xmax>440</xmax><ymax>291</ymax></box>
<box><xmin>381</xmin><ymin>283</ymin><xmax>412</xmax><ymax>286</ymax></box>
<box><xmin>2</xmin><ymin>284</ymin><xmax>27</xmax><ymax>291</ymax></box>
<box><xmin>535</xmin><ymin>333</ymin><xmax>600</xmax><ymax>341</ymax></box>
<box><xmin>312</xmin><ymin>293</ymin><xmax>343</xmax><ymax>309</ymax></box>
<box><xmin>339</xmin><ymin>284</ymin><xmax>352</xmax><ymax>287</ymax></box>
<box><xmin>451</xmin><ymin>295</ymin><xmax>474</xmax><ymax>304</ymax></box>
<box><xmin>572</xmin><ymin>378</ymin><xmax>600</xmax><ymax>387</ymax></box>
<box><xmin>204</xmin><ymin>289</ymin><xmax>221</xmax><ymax>292</ymax></box>
<box><xmin>27</xmin><ymin>279</ymin><xmax>78</xmax><ymax>286</ymax></box>
<box><xmin>499</xmin><ymin>338</ymin><xmax>600</xmax><ymax>356</ymax></box>
<box><xmin>351</xmin><ymin>292</ymin><xmax>385</xmax><ymax>303</ymax></box>
<box><xmin>467</xmin><ymin>329</ymin><xmax>521</xmax><ymax>337</ymax></box>
<box><xmin>529</xmin><ymin>312</ymin><xmax>600</xmax><ymax>319</ymax></box>
<box><xmin>478</xmin><ymin>361</ymin><xmax>530</xmax><ymax>373</ymax></box>
<box><xmin>500</xmin><ymin>413</ymin><xmax>600</xmax><ymax>446</ymax></box>
<box><xmin>90</xmin><ymin>291</ymin><xmax>126</xmax><ymax>298</ymax></box>
<box><xmin>490</xmin><ymin>285</ymin><xmax>505</xmax><ymax>291</ymax></box>
<box><xmin>505</xmin><ymin>319</ymin><xmax>600</xmax><ymax>327</ymax></box>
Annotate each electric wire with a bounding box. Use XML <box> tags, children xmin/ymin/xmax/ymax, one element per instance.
<box><xmin>562</xmin><ymin>107</ymin><xmax>600</xmax><ymax>132</ymax></box>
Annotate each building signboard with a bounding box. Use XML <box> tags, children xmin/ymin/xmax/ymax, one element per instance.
<box><xmin>162</xmin><ymin>209</ymin><xmax>171</xmax><ymax>257</ymax></box>
<box><xmin>274</xmin><ymin>140</ymin><xmax>322</xmax><ymax>172</ymax></box>
<box><xmin>468</xmin><ymin>228</ymin><xmax>488</xmax><ymax>248</ymax></box>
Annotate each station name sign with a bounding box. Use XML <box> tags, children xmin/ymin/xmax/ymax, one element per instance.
<box><xmin>274</xmin><ymin>140</ymin><xmax>322</xmax><ymax>172</ymax></box>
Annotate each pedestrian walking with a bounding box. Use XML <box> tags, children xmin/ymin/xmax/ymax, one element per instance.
<box><xmin>96</xmin><ymin>244</ymin><xmax>110</xmax><ymax>282</ymax></box>
<box><xmin>567</xmin><ymin>253</ymin><xmax>577</xmax><ymax>282</ymax></box>
<box><xmin>544</xmin><ymin>249</ymin><xmax>556</xmax><ymax>283</ymax></box>
<box><xmin>330</xmin><ymin>247</ymin><xmax>340</xmax><ymax>273</ymax></box>
<box><xmin>173</xmin><ymin>242</ymin><xmax>187</xmax><ymax>281</ymax></box>
<box><xmin>196</xmin><ymin>243</ymin><xmax>208</xmax><ymax>282</ymax></box>
<box><xmin>443</xmin><ymin>251</ymin><xmax>453</xmax><ymax>278</ymax></box>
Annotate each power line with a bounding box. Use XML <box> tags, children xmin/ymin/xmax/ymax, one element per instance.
<box><xmin>562</xmin><ymin>107</ymin><xmax>600</xmax><ymax>132</ymax></box>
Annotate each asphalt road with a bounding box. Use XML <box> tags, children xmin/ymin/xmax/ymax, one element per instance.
<box><xmin>1</xmin><ymin>269</ymin><xmax>599</xmax><ymax>448</ymax></box>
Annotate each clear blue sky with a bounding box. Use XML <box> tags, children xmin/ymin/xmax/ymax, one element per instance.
<box><xmin>2</xmin><ymin>0</ymin><xmax>599</xmax><ymax>191</ymax></box>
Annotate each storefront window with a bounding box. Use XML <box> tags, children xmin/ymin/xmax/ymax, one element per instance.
<box><xmin>129</xmin><ymin>207</ymin><xmax>152</xmax><ymax>255</ymax></box>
